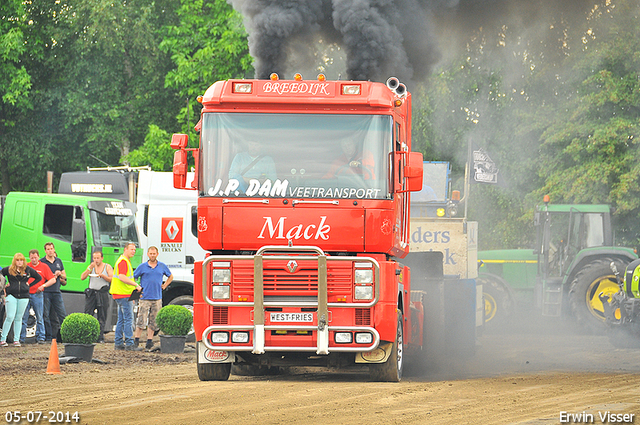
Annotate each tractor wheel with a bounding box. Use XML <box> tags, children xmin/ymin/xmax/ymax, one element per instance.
<box><xmin>478</xmin><ymin>273</ymin><xmax>513</xmax><ymax>327</ymax></box>
<box><xmin>569</xmin><ymin>258</ymin><xmax>627</xmax><ymax>334</ymax></box>
<box><xmin>370</xmin><ymin>311</ymin><xmax>403</xmax><ymax>382</ymax></box>
<box><xmin>196</xmin><ymin>345</ymin><xmax>231</xmax><ymax>381</ymax></box>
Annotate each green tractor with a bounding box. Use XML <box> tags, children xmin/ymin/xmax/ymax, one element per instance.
<box><xmin>478</xmin><ymin>199</ymin><xmax>637</xmax><ymax>332</ymax></box>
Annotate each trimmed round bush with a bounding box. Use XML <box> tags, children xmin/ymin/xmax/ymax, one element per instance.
<box><xmin>60</xmin><ymin>313</ymin><xmax>101</xmax><ymax>344</ymax></box>
<box><xmin>155</xmin><ymin>305</ymin><xmax>192</xmax><ymax>336</ymax></box>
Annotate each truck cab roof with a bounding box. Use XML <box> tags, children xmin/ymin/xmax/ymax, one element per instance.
<box><xmin>58</xmin><ymin>171</ymin><xmax>131</xmax><ymax>201</ymax></box>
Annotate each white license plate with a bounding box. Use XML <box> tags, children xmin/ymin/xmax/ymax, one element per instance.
<box><xmin>270</xmin><ymin>312</ymin><xmax>314</xmax><ymax>322</ymax></box>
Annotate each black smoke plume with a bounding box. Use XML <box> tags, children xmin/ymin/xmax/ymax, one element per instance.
<box><xmin>228</xmin><ymin>0</ymin><xmax>441</xmax><ymax>83</ymax></box>
<box><xmin>227</xmin><ymin>0</ymin><xmax>599</xmax><ymax>83</ymax></box>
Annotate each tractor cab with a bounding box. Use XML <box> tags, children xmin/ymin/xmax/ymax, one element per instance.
<box><xmin>535</xmin><ymin>202</ymin><xmax>616</xmax><ymax>317</ymax></box>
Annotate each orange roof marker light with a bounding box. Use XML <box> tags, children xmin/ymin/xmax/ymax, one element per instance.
<box><xmin>543</xmin><ymin>194</ymin><xmax>550</xmax><ymax>205</ymax></box>
<box><xmin>317</xmin><ymin>74</ymin><xmax>326</xmax><ymax>81</ymax></box>
<box><xmin>394</xmin><ymin>99</ymin><xmax>403</xmax><ymax>107</ymax></box>
<box><xmin>233</xmin><ymin>82</ymin><xmax>252</xmax><ymax>94</ymax></box>
<box><xmin>197</xmin><ymin>95</ymin><xmax>204</xmax><ymax>103</ymax></box>
<box><xmin>294</xmin><ymin>73</ymin><xmax>303</xmax><ymax>81</ymax></box>
<box><xmin>270</xmin><ymin>73</ymin><xmax>279</xmax><ymax>81</ymax></box>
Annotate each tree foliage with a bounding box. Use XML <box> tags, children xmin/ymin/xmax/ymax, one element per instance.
<box><xmin>0</xmin><ymin>0</ymin><xmax>251</xmax><ymax>193</ymax></box>
<box><xmin>414</xmin><ymin>0</ymin><xmax>640</xmax><ymax>249</ymax></box>
<box><xmin>123</xmin><ymin>125</ymin><xmax>174</xmax><ymax>171</ymax></box>
<box><xmin>1</xmin><ymin>0</ymin><xmax>639</xmax><ymax>249</ymax></box>
<box><xmin>0</xmin><ymin>0</ymin><xmax>35</xmax><ymax>194</ymax></box>
<box><xmin>535</xmin><ymin>1</ymin><xmax>640</xmax><ymax>245</ymax></box>
<box><xmin>160</xmin><ymin>0</ymin><xmax>252</xmax><ymax>137</ymax></box>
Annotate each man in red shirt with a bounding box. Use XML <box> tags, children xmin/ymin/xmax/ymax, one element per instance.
<box><xmin>20</xmin><ymin>249</ymin><xmax>56</xmax><ymax>344</ymax></box>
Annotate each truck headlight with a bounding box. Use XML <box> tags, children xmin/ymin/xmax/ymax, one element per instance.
<box><xmin>354</xmin><ymin>269</ymin><xmax>373</xmax><ymax>284</ymax></box>
<box><xmin>211</xmin><ymin>332</ymin><xmax>229</xmax><ymax>343</ymax></box>
<box><xmin>232</xmin><ymin>332</ymin><xmax>249</xmax><ymax>343</ymax></box>
<box><xmin>355</xmin><ymin>333</ymin><xmax>373</xmax><ymax>344</ymax></box>
<box><xmin>335</xmin><ymin>332</ymin><xmax>352</xmax><ymax>344</ymax></box>
<box><xmin>212</xmin><ymin>285</ymin><xmax>230</xmax><ymax>299</ymax></box>
<box><xmin>354</xmin><ymin>285</ymin><xmax>373</xmax><ymax>300</ymax></box>
<box><xmin>212</xmin><ymin>269</ymin><xmax>231</xmax><ymax>283</ymax></box>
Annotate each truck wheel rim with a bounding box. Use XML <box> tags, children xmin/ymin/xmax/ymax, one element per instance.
<box><xmin>484</xmin><ymin>293</ymin><xmax>497</xmax><ymax>322</ymax></box>
<box><xmin>585</xmin><ymin>275</ymin><xmax>619</xmax><ymax>320</ymax></box>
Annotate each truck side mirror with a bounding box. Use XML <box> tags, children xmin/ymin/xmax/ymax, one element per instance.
<box><xmin>173</xmin><ymin>150</ymin><xmax>188</xmax><ymax>189</ymax></box>
<box><xmin>171</xmin><ymin>133</ymin><xmax>189</xmax><ymax>149</ymax></box>
<box><xmin>172</xmin><ymin>133</ymin><xmax>189</xmax><ymax>189</ymax></box>
<box><xmin>404</xmin><ymin>152</ymin><xmax>424</xmax><ymax>192</ymax></box>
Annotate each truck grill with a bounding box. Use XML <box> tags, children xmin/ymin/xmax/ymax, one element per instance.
<box><xmin>232</xmin><ymin>260</ymin><xmax>352</xmax><ymax>297</ymax></box>
<box><xmin>212</xmin><ymin>306</ymin><xmax>228</xmax><ymax>324</ymax></box>
<box><xmin>355</xmin><ymin>308</ymin><xmax>371</xmax><ymax>325</ymax></box>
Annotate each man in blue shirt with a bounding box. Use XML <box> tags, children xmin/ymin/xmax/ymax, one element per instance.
<box><xmin>133</xmin><ymin>246</ymin><xmax>173</xmax><ymax>349</ymax></box>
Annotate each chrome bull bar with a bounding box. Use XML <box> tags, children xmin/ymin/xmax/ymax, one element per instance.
<box><xmin>201</xmin><ymin>245</ymin><xmax>380</xmax><ymax>355</ymax></box>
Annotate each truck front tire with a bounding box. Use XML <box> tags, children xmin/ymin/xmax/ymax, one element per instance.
<box><xmin>197</xmin><ymin>362</ymin><xmax>232</xmax><ymax>381</ymax></box>
<box><xmin>370</xmin><ymin>311</ymin><xmax>403</xmax><ymax>382</ymax></box>
<box><xmin>196</xmin><ymin>345</ymin><xmax>232</xmax><ymax>381</ymax></box>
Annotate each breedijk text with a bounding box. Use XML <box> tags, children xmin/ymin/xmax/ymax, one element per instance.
<box><xmin>262</xmin><ymin>81</ymin><xmax>330</xmax><ymax>96</ymax></box>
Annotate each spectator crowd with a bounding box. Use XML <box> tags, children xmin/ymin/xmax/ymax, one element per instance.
<box><xmin>0</xmin><ymin>242</ymin><xmax>172</xmax><ymax>351</ymax></box>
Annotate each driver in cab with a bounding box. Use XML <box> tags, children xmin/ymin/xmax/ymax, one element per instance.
<box><xmin>228</xmin><ymin>140</ymin><xmax>277</xmax><ymax>192</ymax></box>
<box><xmin>324</xmin><ymin>139</ymin><xmax>375</xmax><ymax>180</ymax></box>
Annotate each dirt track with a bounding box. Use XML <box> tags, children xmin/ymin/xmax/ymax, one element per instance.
<box><xmin>2</xmin><ymin>318</ymin><xmax>640</xmax><ymax>425</ymax></box>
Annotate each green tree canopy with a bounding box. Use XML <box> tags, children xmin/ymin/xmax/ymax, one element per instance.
<box><xmin>536</xmin><ymin>1</ymin><xmax>640</xmax><ymax>246</ymax></box>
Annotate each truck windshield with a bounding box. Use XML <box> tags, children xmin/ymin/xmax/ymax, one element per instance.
<box><xmin>200</xmin><ymin>113</ymin><xmax>393</xmax><ymax>200</ymax></box>
<box><xmin>88</xmin><ymin>201</ymin><xmax>139</xmax><ymax>247</ymax></box>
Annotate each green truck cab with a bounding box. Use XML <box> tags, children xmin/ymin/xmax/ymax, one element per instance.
<box><xmin>0</xmin><ymin>192</ymin><xmax>141</xmax><ymax>337</ymax></box>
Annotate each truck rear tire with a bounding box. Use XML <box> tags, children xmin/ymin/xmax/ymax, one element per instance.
<box><xmin>370</xmin><ymin>311</ymin><xmax>403</xmax><ymax>382</ymax></box>
<box><xmin>478</xmin><ymin>273</ymin><xmax>513</xmax><ymax>327</ymax></box>
<box><xmin>569</xmin><ymin>258</ymin><xmax>627</xmax><ymax>334</ymax></box>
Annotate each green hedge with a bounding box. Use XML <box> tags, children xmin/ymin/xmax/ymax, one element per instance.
<box><xmin>155</xmin><ymin>305</ymin><xmax>192</xmax><ymax>336</ymax></box>
<box><xmin>60</xmin><ymin>313</ymin><xmax>101</xmax><ymax>344</ymax></box>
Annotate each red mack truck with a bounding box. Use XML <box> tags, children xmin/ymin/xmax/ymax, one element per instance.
<box><xmin>171</xmin><ymin>75</ymin><xmax>474</xmax><ymax>381</ymax></box>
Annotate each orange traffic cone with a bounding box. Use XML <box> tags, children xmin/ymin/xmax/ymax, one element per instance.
<box><xmin>46</xmin><ymin>338</ymin><xmax>62</xmax><ymax>375</ymax></box>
